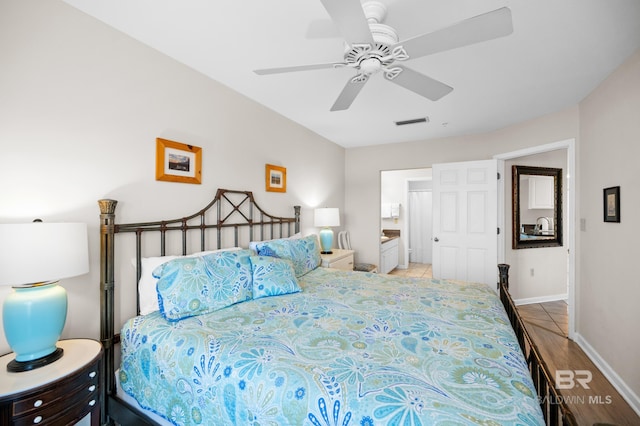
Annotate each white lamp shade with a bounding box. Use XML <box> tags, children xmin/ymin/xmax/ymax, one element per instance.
<box><xmin>0</xmin><ymin>222</ymin><xmax>89</xmax><ymax>286</ymax></box>
<box><xmin>314</xmin><ymin>208</ymin><xmax>340</xmax><ymax>228</ymax></box>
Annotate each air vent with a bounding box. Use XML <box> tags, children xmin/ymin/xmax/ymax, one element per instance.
<box><xmin>395</xmin><ymin>117</ymin><xmax>429</xmax><ymax>126</ymax></box>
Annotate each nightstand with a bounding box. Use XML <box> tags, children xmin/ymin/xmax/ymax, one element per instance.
<box><xmin>320</xmin><ymin>248</ymin><xmax>355</xmax><ymax>271</ymax></box>
<box><xmin>0</xmin><ymin>339</ymin><xmax>102</xmax><ymax>426</ymax></box>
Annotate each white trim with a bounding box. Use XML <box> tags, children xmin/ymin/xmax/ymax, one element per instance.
<box><xmin>574</xmin><ymin>333</ymin><xmax>640</xmax><ymax>417</ymax></box>
<box><xmin>514</xmin><ymin>293</ymin><xmax>567</xmax><ymax>306</ymax></box>
<box><xmin>493</xmin><ymin>138</ymin><xmax>576</xmax><ymax>340</ymax></box>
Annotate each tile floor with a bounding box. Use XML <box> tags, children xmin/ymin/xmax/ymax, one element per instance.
<box><xmin>387</xmin><ymin>262</ymin><xmax>432</xmax><ymax>278</ymax></box>
<box><xmin>516</xmin><ymin>299</ymin><xmax>568</xmax><ymax>337</ymax></box>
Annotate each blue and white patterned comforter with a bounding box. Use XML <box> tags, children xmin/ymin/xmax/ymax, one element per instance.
<box><xmin>119</xmin><ymin>268</ymin><xmax>544</xmax><ymax>425</ymax></box>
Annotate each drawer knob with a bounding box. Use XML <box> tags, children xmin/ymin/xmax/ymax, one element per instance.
<box><xmin>33</xmin><ymin>399</ymin><xmax>43</xmax><ymax>408</ymax></box>
<box><xmin>88</xmin><ymin>385</ymin><xmax>96</xmax><ymax>392</ymax></box>
<box><xmin>33</xmin><ymin>416</ymin><xmax>43</xmax><ymax>424</ymax></box>
<box><xmin>89</xmin><ymin>399</ymin><xmax>96</xmax><ymax>407</ymax></box>
<box><xmin>89</xmin><ymin>371</ymin><xmax>97</xmax><ymax>378</ymax></box>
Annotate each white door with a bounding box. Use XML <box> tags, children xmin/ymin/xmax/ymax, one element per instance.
<box><xmin>432</xmin><ymin>160</ymin><xmax>498</xmax><ymax>287</ymax></box>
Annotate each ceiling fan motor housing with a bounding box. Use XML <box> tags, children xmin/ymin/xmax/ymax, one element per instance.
<box><xmin>343</xmin><ymin>1</ymin><xmax>401</xmax><ymax>74</ymax></box>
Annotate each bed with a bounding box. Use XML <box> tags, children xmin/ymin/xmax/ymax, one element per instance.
<box><xmin>98</xmin><ymin>189</ymin><xmax>575</xmax><ymax>425</ymax></box>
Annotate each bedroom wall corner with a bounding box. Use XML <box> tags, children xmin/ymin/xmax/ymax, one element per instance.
<box><xmin>0</xmin><ymin>0</ymin><xmax>345</xmax><ymax>355</ymax></box>
<box><xmin>578</xmin><ymin>47</ymin><xmax>640</xmax><ymax>411</ymax></box>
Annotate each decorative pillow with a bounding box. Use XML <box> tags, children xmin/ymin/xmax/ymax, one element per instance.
<box><xmin>248</xmin><ymin>232</ymin><xmax>301</xmax><ymax>252</ymax></box>
<box><xmin>152</xmin><ymin>249</ymin><xmax>253</xmax><ymax>321</ymax></box>
<box><xmin>134</xmin><ymin>247</ymin><xmax>242</xmax><ymax>315</ymax></box>
<box><xmin>250</xmin><ymin>256</ymin><xmax>301</xmax><ymax>300</ymax></box>
<box><xmin>256</xmin><ymin>234</ymin><xmax>321</xmax><ymax>277</ymax></box>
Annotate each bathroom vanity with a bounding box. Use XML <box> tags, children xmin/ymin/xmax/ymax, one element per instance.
<box><xmin>380</xmin><ymin>232</ymin><xmax>399</xmax><ymax>274</ymax></box>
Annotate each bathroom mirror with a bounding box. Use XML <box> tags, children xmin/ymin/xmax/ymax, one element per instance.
<box><xmin>512</xmin><ymin>165</ymin><xmax>563</xmax><ymax>249</ymax></box>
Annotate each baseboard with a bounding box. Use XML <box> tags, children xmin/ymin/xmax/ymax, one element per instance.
<box><xmin>574</xmin><ymin>333</ymin><xmax>640</xmax><ymax>417</ymax></box>
<box><xmin>514</xmin><ymin>293</ymin><xmax>567</xmax><ymax>306</ymax></box>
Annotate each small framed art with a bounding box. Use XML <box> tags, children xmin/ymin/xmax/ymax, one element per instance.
<box><xmin>603</xmin><ymin>186</ymin><xmax>620</xmax><ymax>223</ymax></box>
<box><xmin>265</xmin><ymin>164</ymin><xmax>286</xmax><ymax>192</ymax></box>
<box><xmin>156</xmin><ymin>138</ymin><xmax>202</xmax><ymax>184</ymax></box>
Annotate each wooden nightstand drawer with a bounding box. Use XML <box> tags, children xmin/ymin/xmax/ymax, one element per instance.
<box><xmin>12</xmin><ymin>389</ymin><xmax>99</xmax><ymax>426</ymax></box>
<box><xmin>0</xmin><ymin>339</ymin><xmax>103</xmax><ymax>426</ymax></box>
<box><xmin>12</xmin><ymin>357</ymin><xmax>100</xmax><ymax>417</ymax></box>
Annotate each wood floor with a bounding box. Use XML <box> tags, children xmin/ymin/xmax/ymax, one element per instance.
<box><xmin>390</xmin><ymin>263</ymin><xmax>640</xmax><ymax>425</ymax></box>
<box><xmin>518</xmin><ymin>301</ymin><xmax>639</xmax><ymax>426</ymax></box>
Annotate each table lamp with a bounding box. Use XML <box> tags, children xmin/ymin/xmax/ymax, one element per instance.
<box><xmin>0</xmin><ymin>222</ymin><xmax>89</xmax><ymax>372</ymax></box>
<box><xmin>314</xmin><ymin>208</ymin><xmax>340</xmax><ymax>254</ymax></box>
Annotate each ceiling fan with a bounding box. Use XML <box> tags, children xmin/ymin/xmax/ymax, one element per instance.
<box><xmin>254</xmin><ymin>0</ymin><xmax>513</xmax><ymax>111</ymax></box>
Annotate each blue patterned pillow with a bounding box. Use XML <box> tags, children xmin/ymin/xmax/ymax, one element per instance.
<box><xmin>256</xmin><ymin>234</ymin><xmax>321</xmax><ymax>277</ymax></box>
<box><xmin>250</xmin><ymin>256</ymin><xmax>301</xmax><ymax>299</ymax></box>
<box><xmin>153</xmin><ymin>249</ymin><xmax>253</xmax><ymax>321</ymax></box>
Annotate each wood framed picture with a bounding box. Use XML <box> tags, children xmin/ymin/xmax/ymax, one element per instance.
<box><xmin>156</xmin><ymin>138</ymin><xmax>202</xmax><ymax>184</ymax></box>
<box><xmin>265</xmin><ymin>164</ymin><xmax>286</xmax><ymax>193</ymax></box>
<box><xmin>603</xmin><ymin>186</ymin><xmax>620</xmax><ymax>223</ymax></box>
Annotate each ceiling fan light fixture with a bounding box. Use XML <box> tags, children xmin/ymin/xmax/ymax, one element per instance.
<box><xmin>360</xmin><ymin>58</ymin><xmax>382</xmax><ymax>75</ymax></box>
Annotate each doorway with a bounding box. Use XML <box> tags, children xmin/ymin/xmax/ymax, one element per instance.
<box><xmin>495</xmin><ymin>139</ymin><xmax>576</xmax><ymax>339</ymax></box>
<box><xmin>380</xmin><ymin>168</ymin><xmax>432</xmax><ymax>271</ymax></box>
<box><xmin>407</xmin><ymin>180</ymin><xmax>433</xmax><ymax>264</ymax></box>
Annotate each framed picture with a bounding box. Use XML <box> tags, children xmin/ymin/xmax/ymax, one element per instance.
<box><xmin>156</xmin><ymin>138</ymin><xmax>202</xmax><ymax>184</ymax></box>
<box><xmin>603</xmin><ymin>186</ymin><xmax>620</xmax><ymax>223</ymax></box>
<box><xmin>265</xmin><ymin>164</ymin><xmax>286</xmax><ymax>192</ymax></box>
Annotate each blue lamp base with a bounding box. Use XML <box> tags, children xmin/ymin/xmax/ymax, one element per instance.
<box><xmin>3</xmin><ymin>281</ymin><xmax>67</xmax><ymax>372</ymax></box>
<box><xmin>7</xmin><ymin>348</ymin><xmax>64</xmax><ymax>372</ymax></box>
<box><xmin>319</xmin><ymin>228</ymin><xmax>334</xmax><ymax>254</ymax></box>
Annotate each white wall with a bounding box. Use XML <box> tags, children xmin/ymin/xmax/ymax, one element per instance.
<box><xmin>0</xmin><ymin>0</ymin><xmax>344</xmax><ymax>354</ymax></box>
<box><xmin>578</xmin><ymin>48</ymin><xmax>640</xmax><ymax>409</ymax></box>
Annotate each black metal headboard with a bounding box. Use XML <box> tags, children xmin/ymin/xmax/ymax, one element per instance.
<box><xmin>98</xmin><ymin>188</ymin><xmax>300</xmax><ymax>425</ymax></box>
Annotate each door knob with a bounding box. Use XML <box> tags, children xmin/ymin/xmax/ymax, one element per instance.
<box><xmin>434</xmin><ymin>237</ymin><xmax>439</xmax><ymax>242</ymax></box>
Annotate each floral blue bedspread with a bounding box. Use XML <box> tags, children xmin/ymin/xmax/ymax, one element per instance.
<box><xmin>119</xmin><ymin>268</ymin><xmax>544</xmax><ymax>425</ymax></box>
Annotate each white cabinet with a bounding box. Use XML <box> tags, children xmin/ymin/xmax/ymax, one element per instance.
<box><xmin>320</xmin><ymin>249</ymin><xmax>354</xmax><ymax>271</ymax></box>
<box><xmin>528</xmin><ymin>175</ymin><xmax>555</xmax><ymax>209</ymax></box>
<box><xmin>380</xmin><ymin>238</ymin><xmax>399</xmax><ymax>274</ymax></box>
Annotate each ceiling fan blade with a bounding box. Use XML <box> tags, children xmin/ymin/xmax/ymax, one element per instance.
<box><xmin>385</xmin><ymin>66</ymin><xmax>453</xmax><ymax>101</ymax></box>
<box><xmin>330</xmin><ymin>77</ymin><xmax>368</xmax><ymax>111</ymax></box>
<box><xmin>254</xmin><ymin>62</ymin><xmax>345</xmax><ymax>75</ymax></box>
<box><xmin>320</xmin><ymin>0</ymin><xmax>374</xmax><ymax>45</ymax></box>
<box><xmin>394</xmin><ymin>7</ymin><xmax>513</xmax><ymax>60</ymax></box>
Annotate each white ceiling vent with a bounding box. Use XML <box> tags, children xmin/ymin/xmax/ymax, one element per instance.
<box><xmin>395</xmin><ymin>117</ymin><xmax>429</xmax><ymax>126</ymax></box>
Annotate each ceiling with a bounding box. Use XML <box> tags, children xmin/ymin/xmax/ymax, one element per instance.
<box><xmin>62</xmin><ymin>0</ymin><xmax>640</xmax><ymax>148</ymax></box>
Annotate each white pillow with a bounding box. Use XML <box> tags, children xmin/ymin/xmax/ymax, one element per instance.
<box><xmin>133</xmin><ymin>247</ymin><xmax>243</xmax><ymax>315</ymax></box>
<box><xmin>248</xmin><ymin>232</ymin><xmax>302</xmax><ymax>252</ymax></box>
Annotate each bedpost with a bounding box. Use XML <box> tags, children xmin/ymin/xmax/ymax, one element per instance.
<box><xmin>294</xmin><ymin>205</ymin><xmax>301</xmax><ymax>234</ymax></box>
<box><xmin>498</xmin><ymin>263</ymin><xmax>510</xmax><ymax>289</ymax></box>
<box><xmin>98</xmin><ymin>199</ymin><xmax>117</xmax><ymax>426</ymax></box>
